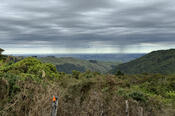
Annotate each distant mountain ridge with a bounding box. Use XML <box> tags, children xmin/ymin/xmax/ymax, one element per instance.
<box><xmin>110</xmin><ymin>49</ymin><xmax>175</xmax><ymax>74</ymax></box>
<box><xmin>11</xmin><ymin>53</ymin><xmax>145</xmax><ymax>62</ymax></box>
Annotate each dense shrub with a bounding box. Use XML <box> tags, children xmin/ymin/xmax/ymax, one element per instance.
<box><xmin>115</xmin><ymin>70</ymin><xmax>124</xmax><ymax>76</ymax></box>
<box><xmin>129</xmin><ymin>91</ymin><xmax>147</xmax><ymax>102</ymax></box>
<box><xmin>0</xmin><ymin>57</ymin><xmax>58</xmax><ymax>79</ymax></box>
<box><xmin>72</xmin><ymin>70</ymin><xmax>80</xmax><ymax>79</ymax></box>
<box><xmin>0</xmin><ymin>73</ymin><xmax>20</xmax><ymax>97</ymax></box>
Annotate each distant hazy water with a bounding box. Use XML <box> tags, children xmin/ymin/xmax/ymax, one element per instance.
<box><xmin>10</xmin><ymin>53</ymin><xmax>145</xmax><ymax>62</ymax></box>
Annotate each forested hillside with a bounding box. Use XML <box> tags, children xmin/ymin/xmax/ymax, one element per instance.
<box><xmin>0</xmin><ymin>55</ymin><xmax>175</xmax><ymax>116</ymax></box>
<box><xmin>110</xmin><ymin>49</ymin><xmax>175</xmax><ymax>74</ymax></box>
<box><xmin>39</xmin><ymin>57</ymin><xmax>120</xmax><ymax>73</ymax></box>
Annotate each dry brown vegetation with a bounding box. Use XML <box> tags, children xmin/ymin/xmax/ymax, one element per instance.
<box><xmin>0</xmin><ymin>57</ymin><xmax>175</xmax><ymax>116</ymax></box>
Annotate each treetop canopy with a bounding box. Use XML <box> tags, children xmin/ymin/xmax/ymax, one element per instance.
<box><xmin>0</xmin><ymin>48</ymin><xmax>4</xmax><ymax>53</ymax></box>
<box><xmin>0</xmin><ymin>48</ymin><xmax>4</xmax><ymax>51</ymax></box>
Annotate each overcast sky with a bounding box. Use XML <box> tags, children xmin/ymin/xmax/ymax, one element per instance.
<box><xmin>1</xmin><ymin>0</ymin><xmax>175</xmax><ymax>54</ymax></box>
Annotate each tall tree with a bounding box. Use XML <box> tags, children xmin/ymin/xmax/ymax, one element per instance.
<box><xmin>0</xmin><ymin>48</ymin><xmax>4</xmax><ymax>55</ymax></box>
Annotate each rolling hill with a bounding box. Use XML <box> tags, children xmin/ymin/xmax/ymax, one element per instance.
<box><xmin>39</xmin><ymin>57</ymin><xmax>120</xmax><ymax>74</ymax></box>
<box><xmin>110</xmin><ymin>49</ymin><xmax>175</xmax><ymax>74</ymax></box>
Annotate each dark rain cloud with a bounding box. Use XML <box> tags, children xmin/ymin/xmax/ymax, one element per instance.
<box><xmin>0</xmin><ymin>0</ymin><xmax>175</xmax><ymax>53</ymax></box>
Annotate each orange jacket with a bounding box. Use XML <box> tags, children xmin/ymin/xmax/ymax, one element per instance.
<box><xmin>53</xmin><ymin>96</ymin><xmax>56</xmax><ymax>102</ymax></box>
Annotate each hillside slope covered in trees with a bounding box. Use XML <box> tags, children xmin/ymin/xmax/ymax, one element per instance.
<box><xmin>110</xmin><ymin>49</ymin><xmax>175</xmax><ymax>74</ymax></box>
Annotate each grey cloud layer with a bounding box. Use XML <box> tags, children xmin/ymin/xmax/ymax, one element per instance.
<box><xmin>0</xmin><ymin>0</ymin><xmax>175</xmax><ymax>53</ymax></box>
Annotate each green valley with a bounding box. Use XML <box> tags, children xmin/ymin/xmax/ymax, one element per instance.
<box><xmin>39</xmin><ymin>57</ymin><xmax>120</xmax><ymax>74</ymax></box>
